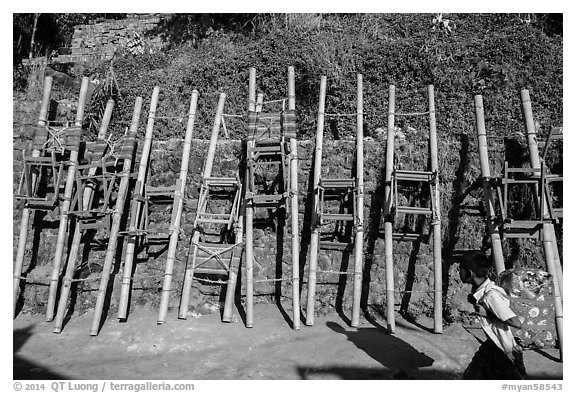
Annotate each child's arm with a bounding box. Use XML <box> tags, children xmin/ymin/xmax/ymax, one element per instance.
<box><xmin>474</xmin><ymin>304</ymin><xmax>522</xmax><ymax>328</ymax></box>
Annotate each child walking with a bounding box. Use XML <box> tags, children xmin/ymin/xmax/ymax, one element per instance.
<box><xmin>459</xmin><ymin>251</ymin><xmax>526</xmax><ymax>379</ymax></box>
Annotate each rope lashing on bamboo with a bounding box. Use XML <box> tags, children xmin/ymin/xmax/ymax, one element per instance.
<box><xmin>263</xmin><ymin>99</ymin><xmax>285</xmax><ymax>104</ymax></box>
<box><xmin>253</xmin><ymin>277</ymin><xmax>289</xmax><ymax>283</ymax></box>
<box><xmin>189</xmin><ymin>241</ymin><xmax>242</xmax><ymax>267</ymax></box>
<box><xmin>44</xmin><ymin>271</ymin><xmax>234</xmax><ymax>288</ymax></box>
<box><xmin>393</xmin><ymin>110</ymin><xmax>432</xmax><ymax>117</ymax></box>
<box><xmin>12</xmin><ymin>275</ymin><xmax>61</xmax><ymax>283</ymax></box>
<box><xmin>392</xmin><ymin>289</ymin><xmax>438</xmax><ymax>294</ymax></box>
<box><xmin>119</xmin><ymin>228</ymin><xmax>154</xmax><ymax>236</ymax></box>
<box><xmin>42</xmin><ymin>125</ymin><xmax>70</xmax><ymax>151</ymax></box>
<box><xmin>324</xmin><ymin>113</ymin><xmax>356</xmax><ymax>117</ymax></box>
<box><xmin>116</xmin><ymin>272</ymin><xmax>166</xmax><ymax>281</ymax></box>
<box><xmin>60</xmin><ymin>274</ymin><xmax>108</xmax><ymax>284</ymax></box>
<box><xmin>74</xmin><ymin>207</ymin><xmax>116</xmax><ymax>217</ymax></box>
<box><xmin>94</xmin><ymin>134</ymin><xmax>127</xmax><ymax>162</ymax></box>
<box><xmin>194</xmin><ymin>277</ymin><xmax>230</xmax><ymax>285</ymax></box>
<box><xmin>14</xmin><ymin>271</ymin><xmax>170</xmax><ymax>284</ymax></box>
<box><xmin>40</xmin><ymin>124</ymin><xmax>81</xmax><ymax>153</ymax></box>
<box><xmin>150</xmin><ymin>113</ymin><xmax>196</xmax><ymax>121</ymax></box>
<box><xmin>167</xmin><ymin>224</ymin><xmax>185</xmax><ymax>235</ymax></box>
<box><xmin>307</xmin><ymin>269</ymin><xmax>354</xmax><ymax>275</ymax></box>
<box><xmin>262</xmin><ymin>98</ymin><xmax>286</xmax><ymax>105</ymax></box>
<box><xmin>96</xmin><ymin>133</ymin><xmax>115</xmax><ymax>156</ymax></box>
<box><xmin>46</xmin><ymin>120</ymin><xmax>73</xmax><ymax>126</ymax></box>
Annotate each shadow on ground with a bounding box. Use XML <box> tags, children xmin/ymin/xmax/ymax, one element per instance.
<box><xmin>14</xmin><ymin>326</ymin><xmax>68</xmax><ymax>380</ymax></box>
<box><xmin>298</xmin><ymin>321</ymin><xmax>457</xmax><ymax>379</ymax></box>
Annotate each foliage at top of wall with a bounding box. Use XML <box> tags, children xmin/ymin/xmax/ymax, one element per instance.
<box><xmin>28</xmin><ymin>14</ymin><xmax>563</xmax><ymax>145</ymax></box>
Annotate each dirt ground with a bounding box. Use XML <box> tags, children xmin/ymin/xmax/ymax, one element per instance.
<box><xmin>13</xmin><ymin>303</ymin><xmax>562</xmax><ymax>380</ymax></box>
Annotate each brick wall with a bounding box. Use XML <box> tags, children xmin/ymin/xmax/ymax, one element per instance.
<box><xmin>52</xmin><ymin>14</ymin><xmax>164</xmax><ymax>64</ymax></box>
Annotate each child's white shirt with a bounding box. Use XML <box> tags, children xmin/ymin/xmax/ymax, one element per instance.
<box><xmin>473</xmin><ymin>278</ymin><xmax>517</xmax><ymax>356</ymax></box>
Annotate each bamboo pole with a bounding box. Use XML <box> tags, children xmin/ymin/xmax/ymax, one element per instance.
<box><xmin>288</xmin><ymin>66</ymin><xmax>300</xmax><ymax>330</ymax></box>
<box><xmin>542</xmin><ymin>222</ymin><xmax>564</xmax><ymax>358</ymax></box>
<box><xmin>384</xmin><ymin>85</ymin><xmax>396</xmax><ymax>333</ymax></box>
<box><xmin>223</xmin><ymin>183</ymin><xmax>245</xmax><ymax>323</ymax></box>
<box><xmin>474</xmin><ymin>95</ymin><xmax>506</xmax><ymax>275</ymax></box>
<box><xmin>305</xmin><ymin>76</ymin><xmax>327</xmax><ymax>326</ymax></box>
<box><xmin>117</xmin><ymin>87</ymin><xmax>160</xmax><ymax>320</ymax></box>
<box><xmin>223</xmin><ymin>194</ymin><xmax>244</xmax><ymax>323</ymax></box>
<box><xmin>245</xmin><ymin>67</ymin><xmax>257</xmax><ymax>328</ymax></box>
<box><xmin>289</xmin><ymin>138</ymin><xmax>300</xmax><ymax>330</ymax></box>
<box><xmin>520</xmin><ymin>90</ymin><xmax>563</xmax><ymax>357</ymax></box>
<box><xmin>520</xmin><ymin>90</ymin><xmax>563</xmax><ymax>296</ymax></box>
<box><xmin>14</xmin><ymin>76</ymin><xmax>53</xmax><ymax>317</ymax></box>
<box><xmin>428</xmin><ymin>85</ymin><xmax>443</xmax><ymax>334</ymax></box>
<box><xmin>49</xmin><ymin>77</ymin><xmax>90</xmax><ymax>331</ymax></box>
<box><xmin>249</xmin><ymin>68</ymin><xmax>256</xmax><ymax>112</ymax></box>
<box><xmin>88</xmin><ymin>97</ymin><xmax>144</xmax><ymax>335</ymax></box>
<box><xmin>157</xmin><ymin>90</ymin><xmax>198</xmax><ymax>323</ymax></box>
<box><xmin>176</xmin><ymin>93</ymin><xmax>225</xmax><ymax>321</ymax></box>
<box><xmin>351</xmin><ymin>74</ymin><xmax>364</xmax><ymax>327</ymax></box>
<box><xmin>202</xmin><ymin>94</ymin><xmax>226</xmax><ymax>176</ymax></box>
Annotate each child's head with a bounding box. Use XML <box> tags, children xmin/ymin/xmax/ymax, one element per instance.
<box><xmin>459</xmin><ymin>250</ymin><xmax>492</xmax><ymax>284</ymax></box>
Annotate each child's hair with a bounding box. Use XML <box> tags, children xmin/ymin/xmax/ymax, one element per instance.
<box><xmin>460</xmin><ymin>250</ymin><xmax>492</xmax><ymax>278</ymax></box>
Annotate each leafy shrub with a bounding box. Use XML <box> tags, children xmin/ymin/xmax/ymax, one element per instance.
<box><xmin>74</xmin><ymin>13</ymin><xmax>561</xmax><ymax>143</ymax></box>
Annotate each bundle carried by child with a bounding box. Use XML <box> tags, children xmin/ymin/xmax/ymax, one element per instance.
<box><xmin>498</xmin><ymin>268</ymin><xmax>557</xmax><ymax>349</ymax></box>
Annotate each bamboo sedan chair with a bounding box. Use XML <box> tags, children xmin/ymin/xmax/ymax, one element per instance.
<box><xmin>382</xmin><ymin>85</ymin><xmax>443</xmax><ymax>334</ymax></box>
<box><xmin>14</xmin><ymin>76</ymin><xmax>89</xmax><ymax>319</ymax></box>
<box><xmin>244</xmin><ymin>67</ymin><xmax>300</xmax><ymax>329</ymax></box>
<box><xmin>305</xmin><ymin>74</ymin><xmax>364</xmax><ymax>328</ymax></box>
<box><xmin>473</xmin><ymin>92</ymin><xmax>563</xmax><ymax>357</ymax></box>
<box><xmin>108</xmin><ymin>88</ymin><xmax>199</xmax><ymax>326</ymax></box>
<box><xmin>51</xmin><ymin>98</ymin><xmax>116</xmax><ymax>330</ymax></box>
<box><xmin>86</xmin><ymin>97</ymin><xmax>143</xmax><ymax>336</ymax></box>
<box><xmin>178</xmin><ymin>93</ymin><xmax>244</xmax><ymax>323</ymax></box>
<box><xmin>53</xmin><ymin>98</ymin><xmax>144</xmax><ymax>334</ymax></box>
